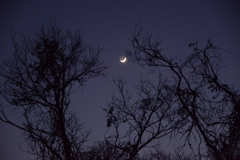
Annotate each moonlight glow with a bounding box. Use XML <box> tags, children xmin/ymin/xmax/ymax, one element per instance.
<box><xmin>120</xmin><ymin>56</ymin><xmax>127</xmax><ymax>63</ymax></box>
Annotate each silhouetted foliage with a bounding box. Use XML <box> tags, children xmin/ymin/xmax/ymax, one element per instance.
<box><xmin>127</xmin><ymin>26</ymin><xmax>240</xmax><ymax>159</ymax></box>
<box><xmin>104</xmin><ymin>26</ymin><xmax>240</xmax><ymax>159</ymax></box>
<box><xmin>0</xmin><ymin>22</ymin><xmax>108</xmax><ymax>160</ymax></box>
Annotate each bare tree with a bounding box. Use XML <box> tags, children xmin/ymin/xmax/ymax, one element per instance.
<box><xmin>0</xmin><ymin>22</ymin><xmax>108</xmax><ymax>160</ymax></box>
<box><xmin>123</xmin><ymin>26</ymin><xmax>240</xmax><ymax>159</ymax></box>
<box><xmin>103</xmin><ymin>75</ymin><xmax>179</xmax><ymax>159</ymax></box>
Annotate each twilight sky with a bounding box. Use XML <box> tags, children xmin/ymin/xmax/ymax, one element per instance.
<box><xmin>0</xmin><ymin>1</ymin><xmax>240</xmax><ymax>159</ymax></box>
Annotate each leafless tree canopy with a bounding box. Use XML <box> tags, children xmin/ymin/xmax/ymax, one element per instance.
<box><xmin>104</xmin><ymin>76</ymin><xmax>179</xmax><ymax>159</ymax></box>
<box><xmin>0</xmin><ymin>22</ymin><xmax>108</xmax><ymax>160</ymax></box>
<box><xmin>104</xmin><ymin>26</ymin><xmax>240</xmax><ymax>160</ymax></box>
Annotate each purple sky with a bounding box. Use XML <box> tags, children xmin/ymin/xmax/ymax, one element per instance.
<box><xmin>1</xmin><ymin>1</ymin><xmax>240</xmax><ymax>159</ymax></box>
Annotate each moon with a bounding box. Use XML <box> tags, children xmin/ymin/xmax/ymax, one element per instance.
<box><xmin>120</xmin><ymin>56</ymin><xmax>127</xmax><ymax>63</ymax></box>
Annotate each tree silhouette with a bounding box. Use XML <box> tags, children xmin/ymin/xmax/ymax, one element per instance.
<box><xmin>104</xmin><ymin>76</ymin><xmax>178</xmax><ymax>159</ymax></box>
<box><xmin>104</xmin><ymin>26</ymin><xmax>240</xmax><ymax>159</ymax></box>
<box><xmin>122</xmin><ymin>26</ymin><xmax>240</xmax><ymax>159</ymax></box>
<box><xmin>0</xmin><ymin>22</ymin><xmax>108</xmax><ymax>160</ymax></box>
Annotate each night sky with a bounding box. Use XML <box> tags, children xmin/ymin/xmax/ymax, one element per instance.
<box><xmin>1</xmin><ymin>1</ymin><xmax>240</xmax><ymax>159</ymax></box>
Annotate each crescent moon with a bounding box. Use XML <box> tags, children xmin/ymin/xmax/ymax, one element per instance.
<box><xmin>120</xmin><ymin>56</ymin><xmax>127</xmax><ymax>63</ymax></box>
